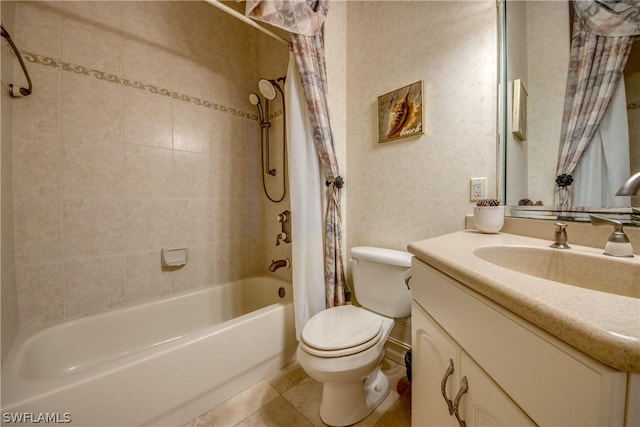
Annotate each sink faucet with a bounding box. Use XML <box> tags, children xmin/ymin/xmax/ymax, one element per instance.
<box><xmin>589</xmin><ymin>215</ymin><xmax>634</xmax><ymax>258</ymax></box>
<box><xmin>615</xmin><ymin>171</ymin><xmax>640</xmax><ymax>196</ymax></box>
<box><xmin>550</xmin><ymin>222</ymin><xmax>570</xmax><ymax>249</ymax></box>
<box><xmin>268</xmin><ymin>258</ymin><xmax>290</xmax><ymax>272</ymax></box>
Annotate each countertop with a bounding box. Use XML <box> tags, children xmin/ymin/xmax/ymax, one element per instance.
<box><xmin>408</xmin><ymin>230</ymin><xmax>640</xmax><ymax>373</ymax></box>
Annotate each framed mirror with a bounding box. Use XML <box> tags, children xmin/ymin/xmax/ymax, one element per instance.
<box><xmin>497</xmin><ymin>0</ymin><xmax>640</xmax><ymax>224</ymax></box>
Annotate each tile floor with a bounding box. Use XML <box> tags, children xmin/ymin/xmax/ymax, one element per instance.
<box><xmin>183</xmin><ymin>358</ymin><xmax>412</xmax><ymax>427</ymax></box>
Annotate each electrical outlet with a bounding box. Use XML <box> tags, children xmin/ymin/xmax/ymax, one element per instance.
<box><xmin>470</xmin><ymin>177</ymin><xmax>487</xmax><ymax>201</ymax></box>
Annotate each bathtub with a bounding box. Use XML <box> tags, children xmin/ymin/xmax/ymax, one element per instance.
<box><xmin>1</xmin><ymin>277</ymin><xmax>296</xmax><ymax>426</ymax></box>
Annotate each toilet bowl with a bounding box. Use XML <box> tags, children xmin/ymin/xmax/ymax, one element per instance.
<box><xmin>297</xmin><ymin>305</ymin><xmax>394</xmax><ymax>426</ymax></box>
<box><xmin>297</xmin><ymin>247</ymin><xmax>412</xmax><ymax>427</ymax></box>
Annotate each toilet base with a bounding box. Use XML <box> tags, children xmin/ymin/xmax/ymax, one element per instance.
<box><xmin>319</xmin><ymin>367</ymin><xmax>390</xmax><ymax>427</ymax></box>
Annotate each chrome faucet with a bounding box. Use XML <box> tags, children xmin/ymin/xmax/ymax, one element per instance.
<box><xmin>550</xmin><ymin>222</ymin><xmax>570</xmax><ymax>249</ymax></box>
<box><xmin>268</xmin><ymin>258</ymin><xmax>290</xmax><ymax>272</ymax></box>
<box><xmin>615</xmin><ymin>171</ymin><xmax>640</xmax><ymax>196</ymax></box>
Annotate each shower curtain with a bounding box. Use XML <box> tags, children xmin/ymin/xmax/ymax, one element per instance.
<box><xmin>572</xmin><ymin>75</ymin><xmax>631</xmax><ymax>207</ymax></box>
<box><xmin>246</xmin><ymin>0</ymin><xmax>347</xmax><ymax>336</ymax></box>
<box><xmin>285</xmin><ymin>53</ymin><xmax>326</xmax><ymax>339</ymax></box>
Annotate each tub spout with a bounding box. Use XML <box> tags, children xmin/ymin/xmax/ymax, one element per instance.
<box><xmin>268</xmin><ymin>258</ymin><xmax>290</xmax><ymax>272</ymax></box>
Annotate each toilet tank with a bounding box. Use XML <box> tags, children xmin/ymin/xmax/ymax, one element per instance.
<box><xmin>350</xmin><ymin>246</ymin><xmax>412</xmax><ymax>318</ymax></box>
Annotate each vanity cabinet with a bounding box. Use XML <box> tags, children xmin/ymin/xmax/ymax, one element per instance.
<box><xmin>411</xmin><ymin>259</ymin><xmax>629</xmax><ymax>427</ymax></box>
<box><xmin>413</xmin><ymin>301</ymin><xmax>535</xmax><ymax>427</ymax></box>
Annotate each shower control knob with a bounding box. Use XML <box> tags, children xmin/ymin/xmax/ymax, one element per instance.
<box><xmin>277</xmin><ymin>210</ymin><xmax>291</xmax><ymax>223</ymax></box>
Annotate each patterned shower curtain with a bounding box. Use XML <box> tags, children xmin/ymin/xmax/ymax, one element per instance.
<box><xmin>246</xmin><ymin>0</ymin><xmax>346</xmax><ymax>307</ymax></box>
<box><xmin>555</xmin><ymin>0</ymin><xmax>639</xmax><ymax>207</ymax></box>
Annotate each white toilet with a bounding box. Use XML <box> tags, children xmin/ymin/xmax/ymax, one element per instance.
<box><xmin>297</xmin><ymin>246</ymin><xmax>412</xmax><ymax>427</ymax></box>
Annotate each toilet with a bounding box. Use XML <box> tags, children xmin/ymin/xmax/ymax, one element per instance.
<box><xmin>297</xmin><ymin>246</ymin><xmax>412</xmax><ymax>427</ymax></box>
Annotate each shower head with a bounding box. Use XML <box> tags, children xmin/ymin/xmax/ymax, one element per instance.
<box><xmin>258</xmin><ymin>79</ymin><xmax>278</xmax><ymax>101</ymax></box>
<box><xmin>249</xmin><ymin>92</ymin><xmax>264</xmax><ymax>122</ymax></box>
<box><xmin>257</xmin><ymin>76</ymin><xmax>286</xmax><ymax>101</ymax></box>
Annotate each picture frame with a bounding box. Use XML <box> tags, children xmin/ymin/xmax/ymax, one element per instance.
<box><xmin>512</xmin><ymin>79</ymin><xmax>527</xmax><ymax>141</ymax></box>
<box><xmin>377</xmin><ymin>81</ymin><xmax>424</xmax><ymax>143</ymax></box>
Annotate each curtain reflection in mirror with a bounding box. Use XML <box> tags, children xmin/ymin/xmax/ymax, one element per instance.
<box><xmin>554</xmin><ymin>1</ymin><xmax>638</xmax><ymax>208</ymax></box>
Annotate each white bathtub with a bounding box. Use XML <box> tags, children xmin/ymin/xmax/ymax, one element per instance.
<box><xmin>1</xmin><ymin>277</ymin><xmax>296</xmax><ymax>426</ymax></box>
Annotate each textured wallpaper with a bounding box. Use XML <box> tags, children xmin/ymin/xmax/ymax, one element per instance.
<box><xmin>346</xmin><ymin>1</ymin><xmax>497</xmax><ymax>252</ymax></box>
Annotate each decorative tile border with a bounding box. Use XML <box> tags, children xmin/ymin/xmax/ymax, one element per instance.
<box><xmin>23</xmin><ymin>51</ymin><xmax>284</xmax><ymax>121</ymax></box>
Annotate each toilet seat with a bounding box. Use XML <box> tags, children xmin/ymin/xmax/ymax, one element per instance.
<box><xmin>301</xmin><ymin>305</ymin><xmax>384</xmax><ymax>358</ymax></box>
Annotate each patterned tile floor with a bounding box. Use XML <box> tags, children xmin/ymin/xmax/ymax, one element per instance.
<box><xmin>183</xmin><ymin>358</ymin><xmax>412</xmax><ymax>427</ymax></box>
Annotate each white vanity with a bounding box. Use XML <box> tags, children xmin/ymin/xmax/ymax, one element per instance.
<box><xmin>408</xmin><ymin>230</ymin><xmax>640</xmax><ymax>427</ymax></box>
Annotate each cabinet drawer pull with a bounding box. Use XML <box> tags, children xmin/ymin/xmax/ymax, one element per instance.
<box><xmin>440</xmin><ymin>358</ymin><xmax>455</xmax><ymax>415</ymax></box>
<box><xmin>453</xmin><ymin>376</ymin><xmax>469</xmax><ymax>427</ymax></box>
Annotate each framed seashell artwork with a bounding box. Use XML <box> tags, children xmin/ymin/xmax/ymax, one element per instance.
<box><xmin>377</xmin><ymin>81</ymin><xmax>424</xmax><ymax>143</ymax></box>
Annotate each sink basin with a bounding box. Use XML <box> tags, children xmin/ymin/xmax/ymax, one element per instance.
<box><xmin>473</xmin><ymin>246</ymin><xmax>640</xmax><ymax>299</ymax></box>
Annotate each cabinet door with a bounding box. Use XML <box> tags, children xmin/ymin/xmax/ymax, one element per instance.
<box><xmin>456</xmin><ymin>352</ymin><xmax>537</xmax><ymax>427</ymax></box>
<box><xmin>413</xmin><ymin>301</ymin><xmax>536</xmax><ymax>427</ymax></box>
<box><xmin>412</xmin><ymin>301</ymin><xmax>459</xmax><ymax>427</ymax></box>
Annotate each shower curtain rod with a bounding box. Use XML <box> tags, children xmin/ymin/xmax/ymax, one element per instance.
<box><xmin>205</xmin><ymin>0</ymin><xmax>292</xmax><ymax>50</ymax></box>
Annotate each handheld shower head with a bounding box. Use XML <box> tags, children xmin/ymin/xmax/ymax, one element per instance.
<box><xmin>258</xmin><ymin>77</ymin><xmax>286</xmax><ymax>101</ymax></box>
<box><xmin>258</xmin><ymin>79</ymin><xmax>278</xmax><ymax>101</ymax></box>
<box><xmin>249</xmin><ymin>92</ymin><xmax>265</xmax><ymax>122</ymax></box>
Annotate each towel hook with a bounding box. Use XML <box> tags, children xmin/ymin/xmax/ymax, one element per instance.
<box><xmin>1</xmin><ymin>23</ymin><xmax>33</xmax><ymax>97</ymax></box>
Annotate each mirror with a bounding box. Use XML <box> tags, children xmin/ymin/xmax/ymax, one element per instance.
<box><xmin>498</xmin><ymin>1</ymin><xmax>640</xmax><ymax>223</ymax></box>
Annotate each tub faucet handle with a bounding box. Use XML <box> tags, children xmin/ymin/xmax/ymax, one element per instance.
<box><xmin>275</xmin><ymin>211</ymin><xmax>291</xmax><ymax>246</ymax></box>
<box><xmin>276</xmin><ymin>232</ymin><xmax>288</xmax><ymax>246</ymax></box>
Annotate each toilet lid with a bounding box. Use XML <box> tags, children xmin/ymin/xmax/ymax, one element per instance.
<box><xmin>301</xmin><ymin>305</ymin><xmax>383</xmax><ymax>352</ymax></box>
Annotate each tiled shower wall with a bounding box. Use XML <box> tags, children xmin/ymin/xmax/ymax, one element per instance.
<box><xmin>8</xmin><ymin>1</ymin><xmax>290</xmax><ymax>330</ymax></box>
